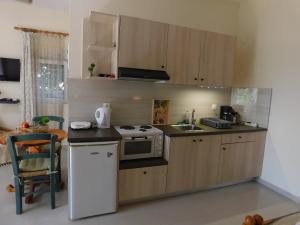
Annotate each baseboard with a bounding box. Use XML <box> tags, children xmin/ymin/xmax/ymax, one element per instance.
<box><xmin>257</xmin><ymin>178</ymin><xmax>300</xmax><ymax>204</ymax></box>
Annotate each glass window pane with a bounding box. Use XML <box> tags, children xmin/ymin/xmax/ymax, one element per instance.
<box><xmin>37</xmin><ymin>63</ymin><xmax>65</xmax><ymax>101</ymax></box>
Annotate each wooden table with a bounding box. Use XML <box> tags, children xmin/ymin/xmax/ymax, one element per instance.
<box><xmin>0</xmin><ymin>128</ymin><xmax>67</xmax><ymax>146</ymax></box>
<box><xmin>0</xmin><ymin>128</ymin><xmax>67</xmax><ymax>202</ymax></box>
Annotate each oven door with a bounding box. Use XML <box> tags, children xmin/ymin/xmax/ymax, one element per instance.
<box><xmin>121</xmin><ymin>136</ymin><xmax>154</xmax><ymax>160</ymax></box>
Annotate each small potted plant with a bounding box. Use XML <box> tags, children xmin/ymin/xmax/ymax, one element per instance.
<box><xmin>88</xmin><ymin>63</ymin><xmax>96</xmax><ymax>77</ymax></box>
<box><xmin>36</xmin><ymin>116</ymin><xmax>50</xmax><ymax>130</ymax></box>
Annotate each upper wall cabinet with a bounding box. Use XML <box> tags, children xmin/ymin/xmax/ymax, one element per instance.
<box><xmin>82</xmin><ymin>12</ymin><xmax>119</xmax><ymax>79</ymax></box>
<box><xmin>199</xmin><ymin>32</ymin><xmax>236</xmax><ymax>87</ymax></box>
<box><xmin>118</xmin><ymin>16</ymin><xmax>168</xmax><ymax>70</ymax></box>
<box><xmin>82</xmin><ymin>12</ymin><xmax>236</xmax><ymax>86</ymax></box>
<box><xmin>166</xmin><ymin>25</ymin><xmax>202</xmax><ymax>85</ymax></box>
<box><xmin>166</xmin><ymin>25</ymin><xmax>236</xmax><ymax>87</ymax></box>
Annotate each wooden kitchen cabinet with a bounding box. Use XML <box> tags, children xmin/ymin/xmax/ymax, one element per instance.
<box><xmin>219</xmin><ymin>142</ymin><xmax>257</xmax><ymax>183</ymax></box>
<box><xmin>199</xmin><ymin>32</ymin><xmax>236</xmax><ymax>87</ymax></box>
<box><xmin>219</xmin><ymin>132</ymin><xmax>266</xmax><ymax>184</ymax></box>
<box><xmin>82</xmin><ymin>12</ymin><xmax>119</xmax><ymax>79</ymax></box>
<box><xmin>193</xmin><ymin>135</ymin><xmax>222</xmax><ymax>189</ymax></box>
<box><xmin>166</xmin><ymin>25</ymin><xmax>202</xmax><ymax>85</ymax></box>
<box><xmin>118</xmin><ymin>16</ymin><xmax>168</xmax><ymax>70</ymax></box>
<box><xmin>165</xmin><ymin>132</ymin><xmax>266</xmax><ymax>194</ymax></box>
<box><xmin>118</xmin><ymin>166</ymin><xmax>167</xmax><ymax>202</ymax></box>
<box><xmin>221</xmin><ymin>132</ymin><xmax>256</xmax><ymax>144</ymax></box>
<box><xmin>166</xmin><ymin>25</ymin><xmax>236</xmax><ymax>87</ymax></box>
<box><xmin>165</xmin><ymin>136</ymin><xmax>196</xmax><ymax>193</ymax></box>
<box><xmin>165</xmin><ymin>135</ymin><xmax>221</xmax><ymax>193</ymax></box>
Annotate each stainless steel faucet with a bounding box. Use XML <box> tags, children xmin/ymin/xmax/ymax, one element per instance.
<box><xmin>191</xmin><ymin>109</ymin><xmax>196</xmax><ymax>126</ymax></box>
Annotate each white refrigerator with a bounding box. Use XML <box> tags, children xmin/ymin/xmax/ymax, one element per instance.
<box><xmin>68</xmin><ymin>141</ymin><xmax>118</xmax><ymax>220</ymax></box>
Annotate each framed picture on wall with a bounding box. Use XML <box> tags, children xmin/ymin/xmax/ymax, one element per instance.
<box><xmin>152</xmin><ymin>99</ymin><xmax>170</xmax><ymax>125</ymax></box>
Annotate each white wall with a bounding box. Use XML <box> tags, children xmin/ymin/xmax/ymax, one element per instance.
<box><xmin>0</xmin><ymin>1</ymin><xmax>69</xmax><ymax>129</ymax></box>
<box><xmin>235</xmin><ymin>0</ymin><xmax>300</xmax><ymax>198</ymax></box>
<box><xmin>69</xmin><ymin>0</ymin><xmax>240</xmax><ymax>78</ymax></box>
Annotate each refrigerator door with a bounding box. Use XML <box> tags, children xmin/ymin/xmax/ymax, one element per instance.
<box><xmin>69</xmin><ymin>142</ymin><xmax>118</xmax><ymax>220</ymax></box>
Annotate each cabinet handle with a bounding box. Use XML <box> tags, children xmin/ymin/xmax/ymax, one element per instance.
<box><xmin>193</xmin><ymin>139</ymin><xmax>197</xmax><ymax>142</ymax></box>
<box><xmin>161</xmin><ymin>65</ymin><xmax>165</xmax><ymax>69</ymax></box>
<box><xmin>143</xmin><ymin>171</ymin><xmax>147</xmax><ymax>175</ymax></box>
<box><xmin>222</xmin><ymin>147</ymin><xmax>226</xmax><ymax>151</ymax></box>
<box><xmin>238</xmin><ymin>136</ymin><xmax>242</xmax><ymax>139</ymax></box>
<box><xmin>200</xmin><ymin>78</ymin><xmax>205</xmax><ymax>81</ymax></box>
<box><xmin>199</xmin><ymin>139</ymin><xmax>203</xmax><ymax>142</ymax></box>
<box><xmin>194</xmin><ymin>77</ymin><xmax>198</xmax><ymax>81</ymax></box>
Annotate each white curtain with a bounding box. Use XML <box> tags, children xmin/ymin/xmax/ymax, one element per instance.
<box><xmin>21</xmin><ymin>32</ymin><xmax>68</xmax><ymax>122</ymax></box>
<box><xmin>21</xmin><ymin>32</ymin><xmax>37</xmax><ymax>122</ymax></box>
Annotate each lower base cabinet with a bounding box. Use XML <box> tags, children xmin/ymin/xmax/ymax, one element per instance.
<box><xmin>220</xmin><ymin>142</ymin><xmax>257</xmax><ymax>183</ymax></box>
<box><xmin>165</xmin><ymin>131</ymin><xmax>266</xmax><ymax>194</ymax></box>
<box><xmin>118</xmin><ymin>132</ymin><xmax>266</xmax><ymax>203</ymax></box>
<box><xmin>118</xmin><ymin>166</ymin><xmax>167</xmax><ymax>202</ymax></box>
<box><xmin>165</xmin><ymin>135</ymin><xmax>221</xmax><ymax>193</ymax></box>
<box><xmin>219</xmin><ymin>132</ymin><xmax>266</xmax><ymax>184</ymax></box>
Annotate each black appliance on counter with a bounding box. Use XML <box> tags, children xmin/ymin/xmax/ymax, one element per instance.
<box><xmin>220</xmin><ymin>105</ymin><xmax>240</xmax><ymax>123</ymax></box>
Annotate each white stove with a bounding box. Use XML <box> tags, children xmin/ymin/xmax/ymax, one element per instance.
<box><xmin>114</xmin><ymin>125</ymin><xmax>164</xmax><ymax>160</ymax></box>
<box><xmin>114</xmin><ymin>125</ymin><xmax>163</xmax><ymax>137</ymax></box>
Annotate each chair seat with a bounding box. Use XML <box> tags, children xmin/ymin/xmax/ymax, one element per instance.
<box><xmin>19</xmin><ymin>170</ymin><xmax>50</xmax><ymax>178</ymax></box>
<box><xmin>40</xmin><ymin>142</ymin><xmax>62</xmax><ymax>152</ymax></box>
<box><xmin>19</xmin><ymin>157</ymin><xmax>58</xmax><ymax>172</ymax></box>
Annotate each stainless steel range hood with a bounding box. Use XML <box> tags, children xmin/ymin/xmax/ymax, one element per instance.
<box><xmin>118</xmin><ymin>67</ymin><xmax>170</xmax><ymax>82</ymax></box>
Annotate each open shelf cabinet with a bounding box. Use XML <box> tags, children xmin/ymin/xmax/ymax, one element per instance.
<box><xmin>82</xmin><ymin>11</ymin><xmax>119</xmax><ymax>80</ymax></box>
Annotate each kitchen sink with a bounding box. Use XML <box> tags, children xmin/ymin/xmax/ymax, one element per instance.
<box><xmin>171</xmin><ymin>124</ymin><xmax>205</xmax><ymax>132</ymax></box>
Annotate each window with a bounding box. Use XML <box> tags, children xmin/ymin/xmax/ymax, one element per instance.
<box><xmin>36</xmin><ymin>59</ymin><xmax>67</xmax><ymax>102</ymax></box>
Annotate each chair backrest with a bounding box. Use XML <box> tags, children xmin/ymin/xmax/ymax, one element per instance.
<box><xmin>7</xmin><ymin>133</ymin><xmax>57</xmax><ymax>176</ymax></box>
<box><xmin>32</xmin><ymin>116</ymin><xmax>64</xmax><ymax>130</ymax></box>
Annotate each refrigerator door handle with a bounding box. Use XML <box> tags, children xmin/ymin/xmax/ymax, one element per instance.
<box><xmin>90</xmin><ymin>152</ymin><xmax>100</xmax><ymax>155</ymax></box>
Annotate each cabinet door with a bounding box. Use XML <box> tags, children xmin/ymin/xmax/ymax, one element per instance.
<box><xmin>118</xmin><ymin>16</ymin><xmax>168</xmax><ymax>70</ymax></box>
<box><xmin>166</xmin><ymin>135</ymin><xmax>221</xmax><ymax>193</ymax></box>
<box><xmin>166</xmin><ymin>25</ymin><xmax>201</xmax><ymax>85</ymax></box>
<box><xmin>199</xmin><ymin>32</ymin><xmax>236</xmax><ymax>87</ymax></box>
<box><xmin>219</xmin><ymin>142</ymin><xmax>260</xmax><ymax>183</ymax></box>
<box><xmin>193</xmin><ymin>135</ymin><xmax>221</xmax><ymax>188</ymax></box>
<box><xmin>166</xmin><ymin>136</ymin><xmax>198</xmax><ymax>193</ymax></box>
<box><xmin>119</xmin><ymin>166</ymin><xmax>167</xmax><ymax>202</ymax></box>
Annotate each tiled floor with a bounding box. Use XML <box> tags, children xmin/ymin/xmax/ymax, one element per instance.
<box><xmin>1</xmin><ymin>152</ymin><xmax>300</xmax><ymax>225</ymax></box>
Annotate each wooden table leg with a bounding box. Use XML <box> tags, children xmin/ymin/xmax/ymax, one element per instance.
<box><xmin>25</xmin><ymin>183</ymin><xmax>38</xmax><ymax>204</ymax></box>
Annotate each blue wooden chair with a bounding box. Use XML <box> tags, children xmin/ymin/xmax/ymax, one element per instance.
<box><xmin>7</xmin><ymin>133</ymin><xmax>58</xmax><ymax>214</ymax></box>
<box><xmin>32</xmin><ymin>116</ymin><xmax>64</xmax><ymax>130</ymax></box>
<box><xmin>32</xmin><ymin>116</ymin><xmax>64</xmax><ymax>183</ymax></box>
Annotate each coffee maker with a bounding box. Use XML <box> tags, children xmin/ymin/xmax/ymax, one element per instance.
<box><xmin>220</xmin><ymin>106</ymin><xmax>240</xmax><ymax>124</ymax></box>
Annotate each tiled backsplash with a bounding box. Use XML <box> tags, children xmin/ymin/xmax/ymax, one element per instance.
<box><xmin>68</xmin><ymin>79</ymin><xmax>231</xmax><ymax>125</ymax></box>
<box><xmin>231</xmin><ymin>88</ymin><xmax>272</xmax><ymax>128</ymax></box>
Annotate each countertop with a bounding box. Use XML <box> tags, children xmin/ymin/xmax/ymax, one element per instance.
<box><xmin>68</xmin><ymin>127</ymin><xmax>122</xmax><ymax>143</ymax></box>
<box><xmin>155</xmin><ymin>124</ymin><xmax>267</xmax><ymax>137</ymax></box>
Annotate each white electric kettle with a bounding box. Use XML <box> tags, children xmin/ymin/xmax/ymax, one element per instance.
<box><xmin>95</xmin><ymin>103</ymin><xmax>111</xmax><ymax>128</ymax></box>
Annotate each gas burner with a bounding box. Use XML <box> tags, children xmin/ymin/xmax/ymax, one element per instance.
<box><xmin>120</xmin><ymin>125</ymin><xmax>135</xmax><ymax>130</ymax></box>
<box><xmin>140</xmin><ymin>125</ymin><xmax>152</xmax><ymax>130</ymax></box>
<box><xmin>139</xmin><ymin>129</ymin><xmax>147</xmax><ymax>132</ymax></box>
